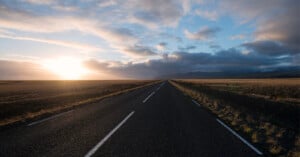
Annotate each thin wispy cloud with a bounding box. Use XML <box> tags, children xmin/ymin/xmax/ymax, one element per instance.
<box><xmin>0</xmin><ymin>34</ymin><xmax>99</xmax><ymax>52</ymax></box>
<box><xmin>195</xmin><ymin>10</ymin><xmax>219</xmax><ymax>21</ymax></box>
<box><xmin>124</xmin><ymin>45</ymin><xmax>157</xmax><ymax>57</ymax></box>
<box><xmin>230</xmin><ymin>34</ymin><xmax>246</xmax><ymax>40</ymax></box>
<box><xmin>184</xmin><ymin>26</ymin><xmax>221</xmax><ymax>41</ymax></box>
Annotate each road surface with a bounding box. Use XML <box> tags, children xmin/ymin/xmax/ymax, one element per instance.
<box><xmin>0</xmin><ymin>81</ymin><xmax>263</xmax><ymax>157</ymax></box>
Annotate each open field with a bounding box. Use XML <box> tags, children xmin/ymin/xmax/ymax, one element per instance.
<box><xmin>171</xmin><ymin>79</ymin><xmax>300</xmax><ymax>157</ymax></box>
<box><xmin>182</xmin><ymin>79</ymin><xmax>300</xmax><ymax>103</ymax></box>
<box><xmin>0</xmin><ymin>80</ymin><xmax>157</xmax><ymax>126</ymax></box>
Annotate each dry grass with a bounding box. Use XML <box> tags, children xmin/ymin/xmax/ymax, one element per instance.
<box><xmin>170</xmin><ymin>79</ymin><xmax>300</xmax><ymax>157</ymax></box>
<box><xmin>183</xmin><ymin>79</ymin><xmax>300</xmax><ymax>103</ymax></box>
<box><xmin>0</xmin><ymin>80</ymin><xmax>158</xmax><ymax>126</ymax></box>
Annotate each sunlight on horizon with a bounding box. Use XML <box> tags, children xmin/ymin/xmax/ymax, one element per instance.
<box><xmin>42</xmin><ymin>57</ymin><xmax>89</xmax><ymax>80</ymax></box>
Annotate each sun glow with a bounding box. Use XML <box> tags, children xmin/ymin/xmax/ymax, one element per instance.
<box><xmin>43</xmin><ymin>57</ymin><xmax>89</xmax><ymax>80</ymax></box>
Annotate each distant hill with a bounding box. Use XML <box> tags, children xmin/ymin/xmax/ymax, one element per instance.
<box><xmin>161</xmin><ymin>66</ymin><xmax>300</xmax><ymax>79</ymax></box>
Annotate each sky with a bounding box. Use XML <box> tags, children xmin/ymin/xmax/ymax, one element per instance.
<box><xmin>0</xmin><ymin>0</ymin><xmax>299</xmax><ymax>79</ymax></box>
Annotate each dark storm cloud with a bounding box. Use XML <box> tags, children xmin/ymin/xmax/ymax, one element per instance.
<box><xmin>173</xmin><ymin>49</ymin><xmax>287</xmax><ymax>66</ymax></box>
<box><xmin>84</xmin><ymin>49</ymin><xmax>291</xmax><ymax>79</ymax></box>
<box><xmin>242</xmin><ymin>40</ymin><xmax>299</xmax><ymax>56</ymax></box>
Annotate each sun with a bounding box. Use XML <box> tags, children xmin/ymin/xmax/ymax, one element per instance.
<box><xmin>43</xmin><ymin>57</ymin><xmax>89</xmax><ymax>80</ymax></box>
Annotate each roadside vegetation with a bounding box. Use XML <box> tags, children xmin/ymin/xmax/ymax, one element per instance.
<box><xmin>0</xmin><ymin>80</ymin><xmax>157</xmax><ymax>126</ymax></box>
<box><xmin>170</xmin><ymin>79</ymin><xmax>300</xmax><ymax>157</ymax></box>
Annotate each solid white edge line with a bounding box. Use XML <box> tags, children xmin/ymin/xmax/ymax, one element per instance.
<box><xmin>216</xmin><ymin>118</ymin><xmax>263</xmax><ymax>155</ymax></box>
<box><xmin>27</xmin><ymin>110</ymin><xmax>73</xmax><ymax>126</ymax></box>
<box><xmin>84</xmin><ymin>111</ymin><xmax>135</xmax><ymax>157</ymax></box>
<box><xmin>143</xmin><ymin>92</ymin><xmax>155</xmax><ymax>103</ymax></box>
<box><xmin>192</xmin><ymin>100</ymin><xmax>201</xmax><ymax>107</ymax></box>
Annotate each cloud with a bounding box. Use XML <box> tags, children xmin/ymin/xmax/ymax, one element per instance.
<box><xmin>156</xmin><ymin>42</ymin><xmax>167</xmax><ymax>51</ymax></box>
<box><xmin>0</xmin><ymin>3</ymin><xmax>132</xmax><ymax>40</ymax></box>
<box><xmin>242</xmin><ymin>40</ymin><xmax>299</xmax><ymax>56</ymax></box>
<box><xmin>172</xmin><ymin>50</ymin><xmax>285</xmax><ymax>66</ymax></box>
<box><xmin>178</xmin><ymin>45</ymin><xmax>196</xmax><ymax>51</ymax></box>
<box><xmin>126</xmin><ymin>0</ymin><xmax>184</xmax><ymax>28</ymax></box>
<box><xmin>22</xmin><ymin>0</ymin><xmax>54</xmax><ymax>5</ymax></box>
<box><xmin>254</xmin><ymin>4</ymin><xmax>300</xmax><ymax>51</ymax></box>
<box><xmin>220</xmin><ymin>0</ymin><xmax>285</xmax><ymax>23</ymax></box>
<box><xmin>209</xmin><ymin>43</ymin><xmax>221</xmax><ymax>50</ymax></box>
<box><xmin>292</xmin><ymin>54</ymin><xmax>300</xmax><ymax>65</ymax></box>
<box><xmin>53</xmin><ymin>5</ymin><xmax>78</xmax><ymax>12</ymax></box>
<box><xmin>84</xmin><ymin>49</ymin><xmax>291</xmax><ymax>79</ymax></box>
<box><xmin>0</xmin><ymin>49</ymin><xmax>294</xmax><ymax>79</ymax></box>
<box><xmin>195</xmin><ymin>10</ymin><xmax>219</xmax><ymax>21</ymax></box>
<box><xmin>0</xmin><ymin>3</ymin><xmax>141</xmax><ymax>56</ymax></box>
<box><xmin>0</xmin><ymin>4</ymin><xmax>103</xmax><ymax>35</ymax></box>
<box><xmin>182</xmin><ymin>0</ymin><xmax>191</xmax><ymax>14</ymax></box>
<box><xmin>123</xmin><ymin>45</ymin><xmax>157</xmax><ymax>57</ymax></box>
<box><xmin>230</xmin><ymin>34</ymin><xmax>246</xmax><ymax>40</ymax></box>
<box><xmin>0</xmin><ymin>59</ymin><xmax>117</xmax><ymax>80</ymax></box>
<box><xmin>98</xmin><ymin>0</ymin><xmax>117</xmax><ymax>8</ymax></box>
<box><xmin>0</xmin><ymin>33</ymin><xmax>99</xmax><ymax>52</ymax></box>
<box><xmin>0</xmin><ymin>60</ymin><xmax>57</xmax><ymax>80</ymax></box>
<box><xmin>94</xmin><ymin>27</ymin><xmax>138</xmax><ymax>46</ymax></box>
<box><xmin>159</xmin><ymin>33</ymin><xmax>182</xmax><ymax>42</ymax></box>
<box><xmin>220</xmin><ymin>0</ymin><xmax>300</xmax><ymax>55</ymax></box>
<box><xmin>184</xmin><ymin>26</ymin><xmax>220</xmax><ymax>41</ymax></box>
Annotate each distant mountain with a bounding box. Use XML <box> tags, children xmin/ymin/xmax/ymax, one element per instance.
<box><xmin>161</xmin><ymin>66</ymin><xmax>300</xmax><ymax>79</ymax></box>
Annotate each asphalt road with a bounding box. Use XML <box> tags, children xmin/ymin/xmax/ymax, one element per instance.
<box><xmin>0</xmin><ymin>81</ymin><xmax>263</xmax><ymax>157</ymax></box>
